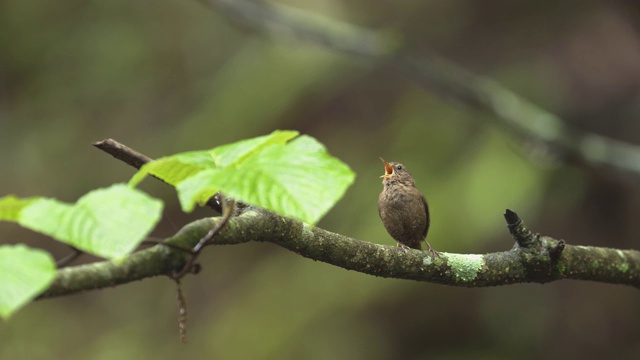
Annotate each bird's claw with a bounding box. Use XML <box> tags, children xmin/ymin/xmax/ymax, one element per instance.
<box><xmin>397</xmin><ymin>243</ymin><xmax>410</xmax><ymax>254</ymax></box>
<box><xmin>426</xmin><ymin>246</ymin><xmax>440</xmax><ymax>258</ymax></box>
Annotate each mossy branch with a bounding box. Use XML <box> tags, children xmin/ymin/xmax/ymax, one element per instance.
<box><xmin>36</xmin><ymin>138</ymin><xmax>640</xmax><ymax>300</ymax></box>
<box><xmin>38</xmin><ymin>207</ymin><xmax>640</xmax><ymax>299</ymax></box>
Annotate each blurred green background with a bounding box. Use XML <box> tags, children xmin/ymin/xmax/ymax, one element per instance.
<box><xmin>1</xmin><ymin>0</ymin><xmax>640</xmax><ymax>359</ymax></box>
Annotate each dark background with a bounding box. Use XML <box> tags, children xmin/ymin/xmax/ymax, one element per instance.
<box><xmin>1</xmin><ymin>0</ymin><xmax>639</xmax><ymax>359</ymax></box>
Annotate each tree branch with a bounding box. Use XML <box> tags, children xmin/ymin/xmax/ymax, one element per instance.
<box><xmin>38</xmin><ymin>206</ymin><xmax>640</xmax><ymax>299</ymax></box>
<box><xmin>35</xmin><ymin>139</ymin><xmax>640</xmax><ymax>298</ymax></box>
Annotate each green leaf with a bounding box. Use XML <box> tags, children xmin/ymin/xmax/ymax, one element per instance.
<box><xmin>211</xmin><ymin>130</ymin><xmax>299</xmax><ymax>168</ymax></box>
<box><xmin>129</xmin><ymin>130</ymin><xmax>299</xmax><ymax>188</ymax></box>
<box><xmin>0</xmin><ymin>196</ymin><xmax>41</xmax><ymax>221</ymax></box>
<box><xmin>128</xmin><ymin>130</ymin><xmax>353</xmax><ymax>223</ymax></box>
<box><xmin>177</xmin><ymin>135</ymin><xmax>355</xmax><ymax>224</ymax></box>
<box><xmin>129</xmin><ymin>150</ymin><xmax>216</xmax><ymax>187</ymax></box>
<box><xmin>18</xmin><ymin>184</ymin><xmax>163</xmax><ymax>261</ymax></box>
<box><xmin>0</xmin><ymin>244</ymin><xmax>56</xmax><ymax>320</ymax></box>
<box><xmin>176</xmin><ymin>169</ymin><xmax>222</xmax><ymax>212</ymax></box>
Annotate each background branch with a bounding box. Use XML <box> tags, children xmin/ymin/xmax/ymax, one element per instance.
<box><xmin>207</xmin><ymin>0</ymin><xmax>640</xmax><ymax>181</ymax></box>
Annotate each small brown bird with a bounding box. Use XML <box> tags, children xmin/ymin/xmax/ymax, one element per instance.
<box><xmin>378</xmin><ymin>158</ymin><xmax>439</xmax><ymax>257</ymax></box>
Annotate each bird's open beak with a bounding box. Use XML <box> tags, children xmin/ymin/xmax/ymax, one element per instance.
<box><xmin>380</xmin><ymin>158</ymin><xmax>393</xmax><ymax>178</ymax></box>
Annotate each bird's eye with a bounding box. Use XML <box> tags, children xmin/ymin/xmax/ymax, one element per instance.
<box><xmin>396</xmin><ymin>165</ymin><xmax>403</xmax><ymax>171</ymax></box>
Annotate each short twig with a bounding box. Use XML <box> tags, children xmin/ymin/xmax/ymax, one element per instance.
<box><xmin>171</xmin><ymin>195</ymin><xmax>236</xmax><ymax>280</ymax></box>
<box><xmin>176</xmin><ymin>280</ymin><xmax>188</xmax><ymax>344</ymax></box>
<box><xmin>194</xmin><ymin>198</ymin><xmax>236</xmax><ymax>253</ymax></box>
<box><xmin>93</xmin><ymin>139</ymin><xmax>153</xmax><ymax>169</ymax></box>
<box><xmin>56</xmin><ymin>246</ymin><xmax>83</xmax><ymax>268</ymax></box>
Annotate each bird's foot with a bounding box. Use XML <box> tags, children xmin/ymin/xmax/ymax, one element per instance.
<box><xmin>396</xmin><ymin>243</ymin><xmax>411</xmax><ymax>254</ymax></box>
<box><xmin>425</xmin><ymin>242</ymin><xmax>440</xmax><ymax>258</ymax></box>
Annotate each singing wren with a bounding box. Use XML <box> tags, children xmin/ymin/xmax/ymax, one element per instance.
<box><xmin>378</xmin><ymin>158</ymin><xmax>439</xmax><ymax>257</ymax></box>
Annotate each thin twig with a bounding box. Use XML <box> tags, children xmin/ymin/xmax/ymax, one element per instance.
<box><xmin>194</xmin><ymin>197</ymin><xmax>235</xmax><ymax>253</ymax></box>
<box><xmin>93</xmin><ymin>139</ymin><xmax>153</xmax><ymax>170</ymax></box>
<box><xmin>176</xmin><ymin>280</ymin><xmax>188</xmax><ymax>344</ymax></box>
<box><xmin>171</xmin><ymin>195</ymin><xmax>235</xmax><ymax>280</ymax></box>
<box><xmin>55</xmin><ymin>246</ymin><xmax>83</xmax><ymax>268</ymax></box>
